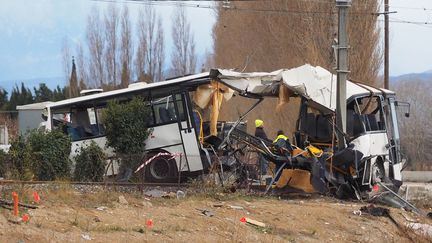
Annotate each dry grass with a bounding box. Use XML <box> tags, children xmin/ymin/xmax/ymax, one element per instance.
<box><xmin>1</xmin><ymin>185</ymin><xmax>431</xmax><ymax>242</ymax></box>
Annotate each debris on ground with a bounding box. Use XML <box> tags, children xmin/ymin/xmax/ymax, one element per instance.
<box><xmin>244</xmin><ymin>217</ymin><xmax>266</xmax><ymax>228</ymax></box>
<box><xmin>144</xmin><ymin>189</ymin><xmax>166</xmax><ymax>198</ymax></box>
<box><xmin>407</xmin><ymin>222</ymin><xmax>432</xmax><ymax>238</ymax></box>
<box><xmin>162</xmin><ymin>192</ymin><xmax>177</xmax><ymax>199</ymax></box>
<box><xmin>212</xmin><ymin>203</ymin><xmax>224</xmax><ymax>208</ymax></box>
<box><xmin>228</xmin><ymin>205</ymin><xmax>244</xmax><ymax>210</ymax></box>
<box><xmin>96</xmin><ymin>206</ymin><xmax>108</xmax><ymax>211</ymax></box>
<box><xmin>196</xmin><ymin>208</ymin><xmax>214</xmax><ymax>217</ymax></box>
<box><xmin>359</xmin><ymin>204</ymin><xmax>390</xmax><ymax>217</ymax></box>
<box><xmin>81</xmin><ymin>234</ymin><xmax>92</xmax><ymax>241</ymax></box>
<box><xmin>176</xmin><ymin>190</ymin><xmax>186</xmax><ymax>199</ymax></box>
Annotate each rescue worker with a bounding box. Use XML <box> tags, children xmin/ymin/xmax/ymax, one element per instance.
<box><xmin>273</xmin><ymin>130</ymin><xmax>293</xmax><ymax>181</ymax></box>
<box><xmin>254</xmin><ymin>119</ymin><xmax>269</xmax><ymax>175</ymax></box>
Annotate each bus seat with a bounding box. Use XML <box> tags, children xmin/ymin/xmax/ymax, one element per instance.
<box><xmin>159</xmin><ymin>107</ymin><xmax>170</xmax><ymax>123</ymax></box>
<box><xmin>347</xmin><ymin>110</ymin><xmax>363</xmax><ymax>137</ymax></box>
<box><xmin>315</xmin><ymin>115</ymin><xmax>331</xmax><ymax>142</ymax></box>
<box><xmin>67</xmin><ymin>127</ymin><xmax>80</xmax><ymax>141</ymax></box>
<box><xmin>305</xmin><ymin>113</ymin><xmax>317</xmax><ymax>138</ymax></box>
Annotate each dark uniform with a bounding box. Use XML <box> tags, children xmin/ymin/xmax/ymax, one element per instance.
<box><xmin>255</xmin><ymin>120</ymin><xmax>269</xmax><ymax>175</ymax></box>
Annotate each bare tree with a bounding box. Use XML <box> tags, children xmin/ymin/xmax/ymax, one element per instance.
<box><xmin>86</xmin><ymin>6</ymin><xmax>105</xmax><ymax>88</ymax></box>
<box><xmin>394</xmin><ymin>80</ymin><xmax>432</xmax><ymax>170</ymax></box>
<box><xmin>135</xmin><ymin>8</ymin><xmax>147</xmax><ymax>82</ymax></box>
<box><xmin>104</xmin><ymin>4</ymin><xmax>120</xmax><ymax>87</ymax></box>
<box><xmin>170</xmin><ymin>4</ymin><xmax>196</xmax><ymax>77</ymax></box>
<box><xmin>61</xmin><ymin>37</ymin><xmax>71</xmax><ymax>85</ymax></box>
<box><xmin>135</xmin><ymin>5</ymin><xmax>165</xmax><ymax>82</ymax></box>
<box><xmin>120</xmin><ymin>5</ymin><xmax>133</xmax><ymax>88</ymax></box>
<box><xmin>76</xmin><ymin>41</ymin><xmax>88</xmax><ymax>88</ymax></box>
<box><xmin>154</xmin><ymin>17</ymin><xmax>165</xmax><ymax>81</ymax></box>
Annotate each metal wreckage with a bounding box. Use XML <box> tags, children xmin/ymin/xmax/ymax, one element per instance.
<box><xmin>199</xmin><ymin>64</ymin><xmax>410</xmax><ymax>202</ymax></box>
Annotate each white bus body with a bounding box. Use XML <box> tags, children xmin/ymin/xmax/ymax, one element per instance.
<box><xmin>44</xmin><ymin>73</ymin><xmax>211</xmax><ymax>182</ymax></box>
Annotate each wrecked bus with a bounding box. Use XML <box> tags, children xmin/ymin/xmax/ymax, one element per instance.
<box><xmin>209</xmin><ymin>64</ymin><xmax>408</xmax><ymax>199</ymax></box>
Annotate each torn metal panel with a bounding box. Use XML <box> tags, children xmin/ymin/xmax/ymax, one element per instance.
<box><xmin>210</xmin><ymin>64</ymin><xmax>394</xmax><ymax>113</ymax></box>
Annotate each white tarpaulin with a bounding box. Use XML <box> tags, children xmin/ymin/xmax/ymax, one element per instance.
<box><xmin>211</xmin><ymin>64</ymin><xmax>393</xmax><ymax>112</ymax></box>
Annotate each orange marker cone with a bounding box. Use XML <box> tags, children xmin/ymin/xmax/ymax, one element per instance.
<box><xmin>145</xmin><ymin>219</ymin><xmax>153</xmax><ymax>228</ymax></box>
<box><xmin>33</xmin><ymin>192</ymin><xmax>40</xmax><ymax>203</ymax></box>
<box><xmin>12</xmin><ymin>192</ymin><xmax>19</xmax><ymax>216</ymax></box>
<box><xmin>22</xmin><ymin>214</ymin><xmax>30</xmax><ymax>223</ymax></box>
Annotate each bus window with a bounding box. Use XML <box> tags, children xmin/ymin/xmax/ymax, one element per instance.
<box><xmin>357</xmin><ymin>96</ymin><xmax>385</xmax><ymax>132</ymax></box>
<box><xmin>52</xmin><ymin>107</ymin><xmax>106</xmax><ymax>141</ymax></box>
<box><xmin>150</xmin><ymin>94</ymin><xmax>186</xmax><ymax>126</ymax></box>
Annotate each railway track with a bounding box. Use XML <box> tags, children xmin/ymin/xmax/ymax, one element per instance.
<box><xmin>0</xmin><ymin>180</ymin><xmax>185</xmax><ymax>187</ymax></box>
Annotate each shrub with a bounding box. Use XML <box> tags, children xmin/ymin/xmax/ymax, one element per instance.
<box><xmin>0</xmin><ymin>149</ymin><xmax>9</xmax><ymax>178</ymax></box>
<box><xmin>74</xmin><ymin>141</ymin><xmax>106</xmax><ymax>182</ymax></box>
<box><xmin>27</xmin><ymin>128</ymin><xmax>72</xmax><ymax>180</ymax></box>
<box><xmin>8</xmin><ymin>135</ymin><xmax>33</xmax><ymax>180</ymax></box>
<box><xmin>102</xmin><ymin>97</ymin><xmax>152</xmax><ymax>171</ymax></box>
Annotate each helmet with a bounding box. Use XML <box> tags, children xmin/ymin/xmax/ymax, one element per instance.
<box><xmin>255</xmin><ymin>119</ymin><xmax>264</xmax><ymax>128</ymax></box>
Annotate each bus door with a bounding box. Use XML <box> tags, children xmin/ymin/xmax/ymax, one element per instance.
<box><xmin>173</xmin><ymin>93</ymin><xmax>203</xmax><ymax>172</ymax></box>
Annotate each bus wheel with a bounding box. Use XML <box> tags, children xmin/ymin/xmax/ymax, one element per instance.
<box><xmin>144</xmin><ymin>153</ymin><xmax>178</xmax><ymax>183</ymax></box>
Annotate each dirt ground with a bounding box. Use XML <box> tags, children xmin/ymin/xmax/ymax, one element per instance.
<box><xmin>0</xmin><ymin>185</ymin><xmax>431</xmax><ymax>243</ymax></box>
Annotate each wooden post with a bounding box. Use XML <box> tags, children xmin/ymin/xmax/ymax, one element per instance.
<box><xmin>12</xmin><ymin>192</ymin><xmax>19</xmax><ymax>216</ymax></box>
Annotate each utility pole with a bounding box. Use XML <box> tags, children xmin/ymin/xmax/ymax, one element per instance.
<box><xmin>384</xmin><ymin>0</ymin><xmax>389</xmax><ymax>89</ymax></box>
<box><xmin>335</xmin><ymin>0</ymin><xmax>351</xmax><ymax>150</ymax></box>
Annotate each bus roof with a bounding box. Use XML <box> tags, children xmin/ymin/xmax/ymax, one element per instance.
<box><xmin>210</xmin><ymin>64</ymin><xmax>395</xmax><ymax>112</ymax></box>
<box><xmin>17</xmin><ymin>101</ymin><xmax>54</xmax><ymax>110</ymax></box>
<box><xmin>46</xmin><ymin>72</ymin><xmax>210</xmax><ymax>109</ymax></box>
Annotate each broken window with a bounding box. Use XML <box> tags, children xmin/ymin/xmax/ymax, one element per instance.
<box><xmin>347</xmin><ymin>96</ymin><xmax>385</xmax><ymax>138</ymax></box>
<box><xmin>52</xmin><ymin>107</ymin><xmax>105</xmax><ymax>142</ymax></box>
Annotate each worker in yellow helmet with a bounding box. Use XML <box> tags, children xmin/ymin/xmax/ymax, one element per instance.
<box><xmin>273</xmin><ymin>130</ymin><xmax>293</xmax><ymax>181</ymax></box>
<box><xmin>255</xmin><ymin>119</ymin><xmax>269</xmax><ymax>175</ymax></box>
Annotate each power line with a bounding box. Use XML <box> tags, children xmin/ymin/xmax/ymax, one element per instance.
<box><xmin>92</xmin><ymin>0</ymin><xmax>385</xmax><ymax>16</ymax></box>
<box><xmin>390</xmin><ymin>5</ymin><xmax>432</xmax><ymax>11</ymax></box>
<box><xmin>91</xmin><ymin>0</ymin><xmax>432</xmax><ymax>27</ymax></box>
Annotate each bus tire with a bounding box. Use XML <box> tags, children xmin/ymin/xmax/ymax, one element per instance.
<box><xmin>144</xmin><ymin>152</ymin><xmax>178</xmax><ymax>183</ymax></box>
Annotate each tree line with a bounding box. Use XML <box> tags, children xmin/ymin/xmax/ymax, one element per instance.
<box><xmin>62</xmin><ymin>4</ymin><xmax>197</xmax><ymax>98</ymax></box>
<box><xmin>0</xmin><ymin>83</ymin><xmax>66</xmax><ymax>112</ymax></box>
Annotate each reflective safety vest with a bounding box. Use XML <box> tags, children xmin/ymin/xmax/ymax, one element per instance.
<box><xmin>273</xmin><ymin>134</ymin><xmax>288</xmax><ymax>143</ymax></box>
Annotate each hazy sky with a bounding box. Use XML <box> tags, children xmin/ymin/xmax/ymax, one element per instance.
<box><xmin>390</xmin><ymin>0</ymin><xmax>432</xmax><ymax>75</ymax></box>
<box><xmin>0</xmin><ymin>0</ymin><xmax>431</xmax><ymax>91</ymax></box>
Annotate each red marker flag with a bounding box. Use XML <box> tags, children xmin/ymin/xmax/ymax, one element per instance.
<box><xmin>146</xmin><ymin>219</ymin><xmax>153</xmax><ymax>228</ymax></box>
<box><xmin>33</xmin><ymin>192</ymin><xmax>40</xmax><ymax>203</ymax></box>
<box><xmin>22</xmin><ymin>214</ymin><xmax>30</xmax><ymax>223</ymax></box>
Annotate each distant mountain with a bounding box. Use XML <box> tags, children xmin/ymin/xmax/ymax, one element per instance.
<box><xmin>390</xmin><ymin>70</ymin><xmax>432</xmax><ymax>84</ymax></box>
<box><xmin>0</xmin><ymin>77</ymin><xmax>65</xmax><ymax>93</ymax></box>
